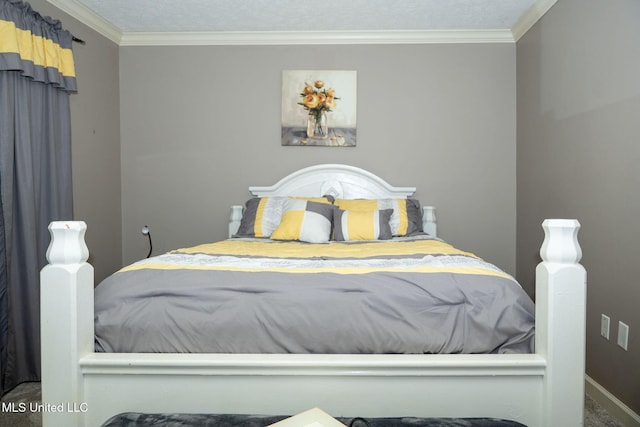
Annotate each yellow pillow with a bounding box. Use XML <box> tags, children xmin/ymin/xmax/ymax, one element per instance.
<box><xmin>270</xmin><ymin>200</ymin><xmax>335</xmax><ymax>243</ymax></box>
<box><xmin>333</xmin><ymin>209</ymin><xmax>393</xmax><ymax>241</ymax></box>
<box><xmin>334</xmin><ymin>198</ymin><xmax>422</xmax><ymax>236</ymax></box>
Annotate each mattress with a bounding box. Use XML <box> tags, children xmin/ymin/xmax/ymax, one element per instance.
<box><xmin>94</xmin><ymin>234</ymin><xmax>534</xmax><ymax>354</ymax></box>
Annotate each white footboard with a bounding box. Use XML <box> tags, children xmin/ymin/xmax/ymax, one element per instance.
<box><xmin>41</xmin><ymin>219</ymin><xmax>586</xmax><ymax>427</ymax></box>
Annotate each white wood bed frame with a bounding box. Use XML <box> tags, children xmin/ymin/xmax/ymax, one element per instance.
<box><xmin>40</xmin><ymin>164</ymin><xmax>586</xmax><ymax>427</ymax></box>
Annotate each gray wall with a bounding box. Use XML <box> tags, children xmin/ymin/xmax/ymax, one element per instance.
<box><xmin>119</xmin><ymin>44</ymin><xmax>517</xmax><ymax>273</ymax></box>
<box><xmin>29</xmin><ymin>0</ymin><xmax>122</xmax><ymax>282</ymax></box>
<box><xmin>517</xmin><ymin>0</ymin><xmax>640</xmax><ymax>414</ymax></box>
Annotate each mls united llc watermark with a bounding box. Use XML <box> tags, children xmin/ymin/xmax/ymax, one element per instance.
<box><xmin>2</xmin><ymin>401</ymin><xmax>88</xmax><ymax>413</ymax></box>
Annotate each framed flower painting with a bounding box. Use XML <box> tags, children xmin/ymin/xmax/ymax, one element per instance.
<box><xmin>281</xmin><ymin>70</ymin><xmax>357</xmax><ymax>147</ymax></box>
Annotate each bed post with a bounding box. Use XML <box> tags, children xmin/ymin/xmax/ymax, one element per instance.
<box><xmin>422</xmin><ymin>206</ymin><xmax>437</xmax><ymax>237</ymax></box>
<box><xmin>229</xmin><ymin>205</ymin><xmax>243</xmax><ymax>238</ymax></box>
<box><xmin>535</xmin><ymin>219</ymin><xmax>587</xmax><ymax>426</ymax></box>
<box><xmin>40</xmin><ymin>221</ymin><xmax>94</xmax><ymax>427</ymax></box>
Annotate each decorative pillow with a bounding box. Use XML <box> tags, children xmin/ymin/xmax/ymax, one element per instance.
<box><xmin>234</xmin><ymin>197</ymin><xmax>287</xmax><ymax>238</ymax></box>
<box><xmin>334</xmin><ymin>198</ymin><xmax>422</xmax><ymax>236</ymax></box>
<box><xmin>270</xmin><ymin>200</ymin><xmax>335</xmax><ymax>243</ymax></box>
<box><xmin>333</xmin><ymin>209</ymin><xmax>393</xmax><ymax>241</ymax></box>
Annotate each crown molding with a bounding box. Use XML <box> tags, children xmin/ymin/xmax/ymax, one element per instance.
<box><xmin>119</xmin><ymin>29</ymin><xmax>515</xmax><ymax>46</ymax></box>
<box><xmin>511</xmin><ymin>0</ymin><xmax>558</xmax><ymax>41</ymax></box>
<box><xmin>47</xmin><ymin>0</ymin><xmax>121</xmax><ymax>44</ymax></box>
<box><xmin>49</xmin><ymin>0</ymin><xmax>556</xmax><ymax>47</ymax></box>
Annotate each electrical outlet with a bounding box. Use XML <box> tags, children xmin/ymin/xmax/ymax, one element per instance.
<box><xmin>617</xmin><ymin>322</ymin><xmax>629</xmax><ymax>351</ymax></box>
<box><xmin>601</xmin><ymin>314</ymin><xmax>610</xmax><ymax>340</ymax></box>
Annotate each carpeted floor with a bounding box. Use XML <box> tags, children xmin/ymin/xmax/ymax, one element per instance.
<box><xmin>1</xmin><ymin>382</ymin><xmax>625</xmax><ymax>427</ymax></box>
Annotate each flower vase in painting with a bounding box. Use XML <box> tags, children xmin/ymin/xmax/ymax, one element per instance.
<box><xmin>299</xmin><ymin>80</ymin><xmax>338</xmax><ymax>140</ymax></box>
<box><xmin>307</xmin><ymin>110</ymin><xmax>328</xmax><ymax>139</ymax></box>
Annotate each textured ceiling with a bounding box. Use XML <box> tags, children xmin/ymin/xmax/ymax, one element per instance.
<box><xmin>47</xmin><ymin>0</ymin><xmax>558</xmax><ymax>45</ymax></box>
<box><xmin>66</xmin><ymin>0</ymin><xmax>537</xmax><ymax>33</ymax></box>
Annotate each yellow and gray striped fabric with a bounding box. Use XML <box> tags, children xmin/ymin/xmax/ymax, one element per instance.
<box><xmin>120</xmin><ymin>236</ymin><xmax>513</xmax><ymax>277</ymax></box>
<box><xmin>333</xmin><ymin>208</ymin><xmax>393</xmax><ymax>241</ymax></box>
<box><xmin>270</xmin><ymin>199</ymin><xmax>335</xmax><ymax>243</ymax></box>
<box><xmin>335</xmin><ymin>198</ymin><xmax>422</xmax><ymax>236</ymax></box>
<box><xmin>235</xmin><ymin>197</ymin><xmax>287</xmax><ymax>238</ymax></box>
<box><xmin>0</xmin><ymin>0</ymin><xmax>76</xmax><ymax>91</ymax></box>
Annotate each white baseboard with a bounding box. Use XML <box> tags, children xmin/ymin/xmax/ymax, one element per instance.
<box><xmin>586</xmin><ymin>375</ymin><xmax>640</xmax><ymax>426</ymax></box>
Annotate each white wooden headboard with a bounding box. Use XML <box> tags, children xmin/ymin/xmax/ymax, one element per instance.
<box><xmin>229</xmin><ymin>164</ymin><xmax>437</xmax><ymax>237</ymax></box>
<box><xmin>249</xmin><ymin>164</ymin><xmax>416</xmax><ymax>199</ymax></box>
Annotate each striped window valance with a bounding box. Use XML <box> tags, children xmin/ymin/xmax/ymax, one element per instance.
<box><xmin>0</xmin><ymin>0</ymin><xmax>76</xmax><ymax>92</ymax></box>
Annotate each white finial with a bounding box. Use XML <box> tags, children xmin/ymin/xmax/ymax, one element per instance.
<box><xmin>540</xmin><ymin>219</ymin><xmax>582</xmax><ymax>263</ymax></box>
<box><xmin>46</xmin><ymin>221</ymin><xmax>89</xmax><ymax>265</ymax></box>
<box><xmin>423</xmin><ymin>206</ymin><xmax>436</xmax><ymax>223</ymax></box>
<box><xmin>229</xmin><ymin>206</ymin><xmax>243</xmax><ymax>222</ymax></box>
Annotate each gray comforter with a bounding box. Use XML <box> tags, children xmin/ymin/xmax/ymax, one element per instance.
<box><xmin>94</xmin><ymin>235</ymin><xmax>534</xmax><ymax>354</ymax></box>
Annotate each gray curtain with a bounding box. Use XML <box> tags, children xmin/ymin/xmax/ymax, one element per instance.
<box><xmin>0</xmin><ymin>0</ymin><xmax>77</xmax><ymax>396</ymax></box>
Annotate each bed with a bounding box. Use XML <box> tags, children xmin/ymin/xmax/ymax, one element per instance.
<box><xmin>40</xmin><ymin>164</ymin><xmax>587</xmax><ymax>427</ymax></box>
